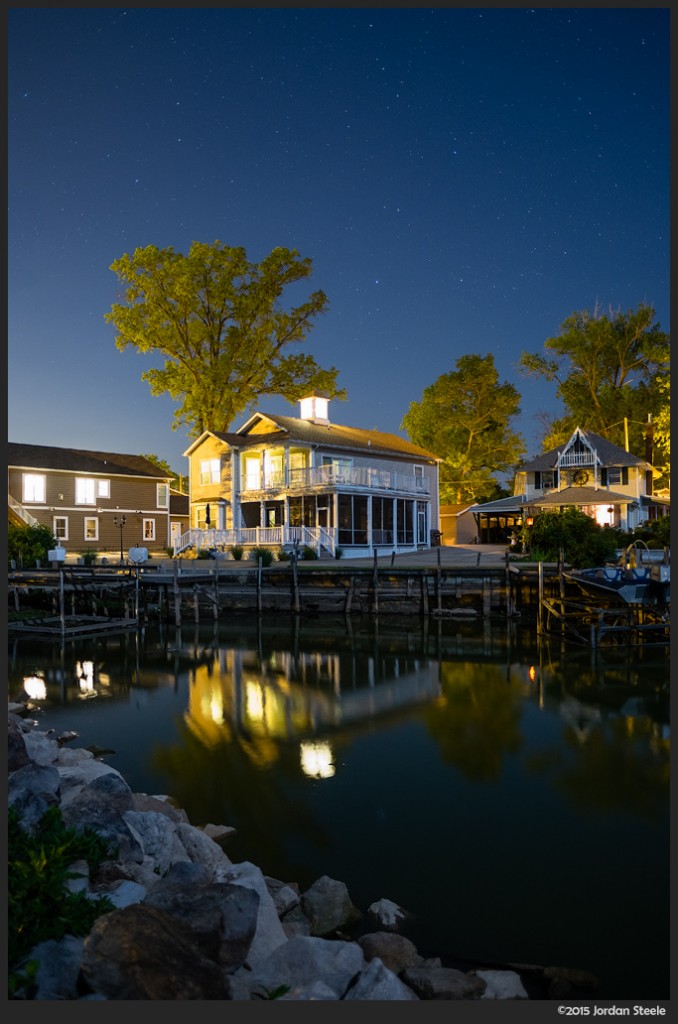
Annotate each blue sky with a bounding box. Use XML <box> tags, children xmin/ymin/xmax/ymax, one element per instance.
<box><xmin>8</xmin><ymin>6</ymin><xmax>670</xmax><ymax>475</ymax></box>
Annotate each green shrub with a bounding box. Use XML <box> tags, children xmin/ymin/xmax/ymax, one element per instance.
<box><xmin>8</xmin><ymin>805</ymin><xmax>116</xmax><ymax>995</ymax></box>
<box><xmin>334</xmin><ymin>547</ymin><xmax>344</xmax><ymax>559</ymax></box>
<box><xmin>524</xmin><ymin>508</ymin><xmax>619</xmax><ymax>568</ymax></box>
<box><xmin>277</xmin><ymin>548</ymin><xmax>291</xmax><ymax>561</ymax></box>
<box><xmin>229</xmin><ymin>544</ymin><xmax>244</xmax><ymax>561</ymax></box>
<box><xmin>249</xmin><ymin>546</ymin><xmax>274</xmax><ymax>567</ymax></box>
<box><xmin>301</xmin><ymin>545</ymin><xmax>318</xmax><ymax>560</ymax></box>
<box><xmin>8</xmin><ymin>524</ymin><xmax>57</xmax><ymax>569</ymax></box>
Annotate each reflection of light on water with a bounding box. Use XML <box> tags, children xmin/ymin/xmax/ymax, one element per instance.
<box><xmin>76</xmin><ymin>660</ymin><xmax>94</xmax><ymax>693</ymax></box>
<box><xmin>300</xmin><ymin>741</ymin><xmax>335</xmax><ymax>779</ymax></box>
<box><xmin>210</xmin><ymin>696</ymin><xmax>223</xmax><ymax>724</ymax></box>
<box><xmin>246</xmin><ymin>681</ymin><xmax>264</xmax><ymax>720</ymax></box>
<box><xmin>528</xmin><ymin>665</ymin><xmax>537</xmax><ymax>682</ymax></box>
<box><xmin>23</xmin><ymin>674</ymin><xmax>47</xmax><ymax>700</ymax></box>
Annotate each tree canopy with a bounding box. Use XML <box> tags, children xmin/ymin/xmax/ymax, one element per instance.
<box><xmin>401</xmin><ymin>353</ymin><xmax>526</xmax><ymax>504</ymax></box>
<box><xmin>519</xmin><ymin>303</ymin><xmax>669</xmax><ymax>457</ymax></box>
<box><xmin>106</xmin><ymin>242</ymin><xmax>346</xmax><ymax>437</ymax></box>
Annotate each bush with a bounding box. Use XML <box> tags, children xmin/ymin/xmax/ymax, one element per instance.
<box><xmin>334</xmin><ymin>547</ymin><xmax>344</xmax><ymax>559</ymax></box>
<box><xmin>277</xmin><ymin>548</ymin><xmax>291</xmax><ymax>561</ymax></box>
<box><xmin>229</xmin><ymin>544</ymin><xmax>244</xmax><ymax>561</ymax></box>
<box><xmin>524</xmin><ymin>508</ymin><xmax>619</xmax><ymax>568</ymax></box>
<box><xmin>301</xmin><ymin>545</ymin><xmax>318</xmax><ymax>560</ymax></box>
<box><xmin>8</xmin><ymin>523</ymin><xmax>57</xmax><ymax>569</ymax></box>
<box><xmin>249</xmin><ymin>546</ymin><xmax>274</xmax><ymax>567</ymax></box>
<box><xmin>8</xmin><ymin>805</ymin><xmax>116</xmax><ymax>996</ymax></box>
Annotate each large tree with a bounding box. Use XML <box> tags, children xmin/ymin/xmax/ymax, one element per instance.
<box><xmin>519</xmin><ymin>303</ymin><xmax>669</xmax><ymax>456</ymax></box>
<box><xmin>401</xmin><ymin>354</ymin><xmax>526</xmax><ymax>504</ymax></box>
<box><xmin>106</xmin><ymin>241</ymin><xmax>346</xmax><ymax>437</ymax></box>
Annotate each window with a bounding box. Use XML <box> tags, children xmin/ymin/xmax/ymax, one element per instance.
<box><xmin>23</xmin><ymin>474</ymin><xmax>46</xmax><ymax>503</ymax></box>
<box><xmin>143</xmin><ymin>519</ymin><xmax>155</xmax><ymax>541</ymax></box>
<box><xmin>157</xmin><ymin>483</ymin><xmax>169</xmax><ymax>508</ymax></box>
<box><xmin>200</xmin><ymin>459</ymin><xmax>220</xmax><ymax>485</ymax></box>
<box><xmin>97</xmin><ymin>480</ymin><xmax>110</xmax><ymax>498</ymax></box>
<box><xmin>75</xmin><ymin>478</ymin><xmax>96</xmax><ymax>505</ymax></box>
<box><xmin>53</xmin><ymin>516</ymin><xmax>68</xmax><ymax>541</ymax></box>
<box><xmin>243</xmin><ymin>456</ymin><xmax>260</xmax><ymax>490</ymax></box>
<box><xmin>541</xmin><ymin>471</ymin><xmax>555</xmax><ymax>490</ymax></box>
<box><xmin>84</xmin><ymin>517</ymin><xmax>98</xmax><ymax>541</ymax></box>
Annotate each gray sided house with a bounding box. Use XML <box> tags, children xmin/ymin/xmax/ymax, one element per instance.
<box><xmin>8</xmin><ymin>443</ymin><xmax>173</xmax><ymax>557</ymax></box>
<box><xmin>180</xmin><ymin>395</ymin><xmax>441</xmax><ymax>559</ymax></box>
<box><xmin>472</xmin><ymin>426</ymin><xmax>669</xmax><ymax>543</ymax></box>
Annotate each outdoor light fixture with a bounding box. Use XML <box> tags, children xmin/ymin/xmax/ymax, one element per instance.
<box><xmin>113</xmin><ymin>514</ymin><xmax>127</xmax><ymax>564</ymax></box>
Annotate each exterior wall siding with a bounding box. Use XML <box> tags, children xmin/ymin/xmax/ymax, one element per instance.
<box><xmin>8</xmin><ymin>467</ymin><xmax>170</xmax><ymax>553</ymax></box>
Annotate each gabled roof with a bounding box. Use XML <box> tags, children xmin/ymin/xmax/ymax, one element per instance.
<box><xmin>8</xmin><ymin>442</ymin><xmax>171</xmax><ymax>479</ymax></box>
<box><xmin>520</xmin><ymin>428</ymin><xmax>645</xmax><ymax>472</ymax></box>
<box><xmin>169</xmin><ymin>490</ymin><xmax>190</xmax><ymax>515</ymax></box>
<box><xmin>531</xmin><ymin>486</ymin><xmax>632</xmax><ymax>508</ymax></box>
<box><xmin>186</xmin><ymin>414</ymin><xmax>441</xmax><ymax>463</ymax></box>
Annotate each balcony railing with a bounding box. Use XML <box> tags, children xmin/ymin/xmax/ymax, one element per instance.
<box><xmin>557</xmin><ymin>452</ymin><xmax>598</xmax><ymax>468</ymax></box>
<box><xmin>8</xmin><ymin>493</ymin><xmax>39</xmax><ymax>526</ymax></box>
<box><xmin>173</xmin><ymin>525</ymin><xmax>337</xmax><ymax>558</ymax></box>
<box><xmin>241</xmin><ymin>464</ymin><xmax>430</xmax><ymax>496</ymax></box>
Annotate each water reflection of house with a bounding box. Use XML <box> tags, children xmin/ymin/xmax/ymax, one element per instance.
<box><xmin>184</xmin><ymin>648</ymin><xmax>441</xmax><ymax>746</ymax></box>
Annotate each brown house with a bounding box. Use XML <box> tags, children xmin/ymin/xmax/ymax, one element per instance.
<box><xmin>8</xmin><ymin>442</ymin><xmax>173</xmax><ymax>559</ymax></box>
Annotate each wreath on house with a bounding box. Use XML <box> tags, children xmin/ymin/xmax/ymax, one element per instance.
<box><xmin>573</xmin><ymin>469</ymin><xmax>589</xmax><ymax>486</ymax></box>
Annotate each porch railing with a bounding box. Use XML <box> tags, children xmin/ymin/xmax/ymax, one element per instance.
<box><xmin>242</xmin><ymin>464</ymin><xmax>430</xmax><ymax>496</ymax></box>
<box><xmin>173</xmin><ymin>525</ymin><xmax>337</xmax><ymax>558</ymax></box>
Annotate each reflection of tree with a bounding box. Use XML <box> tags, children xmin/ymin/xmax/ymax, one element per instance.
<box><xmin>527</xmin><ymin>717</ymin><xmax>669</xmax><ymax>819</ymax></box>
<box><xmin>423</xmin><ymin>663</ymin><xmax>524</xmax><ymax>781</ymax></box>
<box><xmin>151</xmin><ymin>712</ymin><xmax>332</xmax><ymax>886</ymax></box>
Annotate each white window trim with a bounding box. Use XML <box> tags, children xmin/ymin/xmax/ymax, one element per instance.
<box><xmin>142</xmin><ymin>518</ymin><xmax>156</xmax><ymax>541</ymax></box>
<box><xmin>83</xmin><ymin>517</ymin><xmax>99</xmax><ymax>541</ymax></box>
<box><xmin>53</xmin><ymin>516</ymin><xmax>69</xmax><ymax>541</ymax></box>
<box><xmin>157</xmin><ymin>483</ymin><xmax>169</xmax><ymax>508</ymax></box>
<box><xmin>200</xmin><ymin>458</ymin><xmax>220</xmax><ymax>485</ymax></box>
<box><xmin>23</xmin><ymin>473</ymin><xmax>46</xmax><ymax>503</ymax></box>
<box><xmin>97</xmin><ymin>479</ymin><xmax>110</xmax><ymax>498</ymax></box>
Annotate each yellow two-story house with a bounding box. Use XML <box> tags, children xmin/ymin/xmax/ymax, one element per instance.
<box><xmin>180</xmin><ymin>395</ymin><xmax>441</xmax><ymax>559</ymax></box>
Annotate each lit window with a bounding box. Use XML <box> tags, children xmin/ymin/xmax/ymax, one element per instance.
<box><xmin>157</xmin><ymin>483</ymin><xmax>169</xmax><ymax>508</ymax></box>
<box><xmin>143</xmin><ymin>519</ymin><xmax>156</xmax><ymax>541</ymax></box>
<box><xmin>84</xmin><ymin>517</ymin><xmax>98</xmax><ymax>541</ymax></box>
<box><xmin>97</xmin><ymin>480</ymin><xmax>110</xmax><ymax>498</ymax></box>
<box><xmin>75</xmin><ymin>478</ymin><xmax>96</xmax><ymax>505</ymax></box>
<box><xmin>200</xmin><ymin>459</ymin><xmax>220</xmax><ymax>484</ymax></box>
<box><xmin>53</xmin><ymin>517</ymin><xmax>68</xmax><ymax>541</ymax></box>
<box><xmin>23</xmin><ymin>474</ymin><xmax>46</xmax><ymax>503</ymax></box>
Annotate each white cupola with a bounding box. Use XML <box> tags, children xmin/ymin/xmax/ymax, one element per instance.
<box><xmin>299</xmin><ymin>394</ymin><xmax>330</xmax><ymax>424</ymax></box>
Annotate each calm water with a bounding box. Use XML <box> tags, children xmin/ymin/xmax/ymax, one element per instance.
<box><xmin>8</xmin><ymin>615</ymin><xmax>670</xmax><ymax>1000</ymax></box>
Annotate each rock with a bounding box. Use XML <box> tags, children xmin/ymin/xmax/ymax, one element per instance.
<box><xmin>366</xmin><ymin>896</ymin><xmax>411</xmax><ymax>932</ymax></box>
<box><xmin>234</xmin><ymin>935</ymin><xmax>366</xmax><ymax>999</ymax></box>
<box><xmin>358</xmin><ymin>931</ymin><xmax>423</xmax><ymax>974</ymax></box>
<box><xmin>301</xmin><ymin>875</ymin><xmax>363</xmax><ymax>936</ymax></box>
<box><xmin>401</xmin><ymin>965</ymin><xmax>487</xmax><ymax>1000</ymax></box>
<box><xmin>80</xmin><ymin>904</ymin><xmax>231</xmax><ymax>1000</ymax></box>
<box><xmin>474</xmin><ymin>968</ymin><xmax>529</xmax><ymax>999</ymax></box>
<box><xmin>344</xmin><ymin>957</ymin><xmax>419</xmax><ymax>1000</ymax></box>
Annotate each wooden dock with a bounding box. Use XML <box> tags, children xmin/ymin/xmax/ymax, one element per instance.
<box><xmin>7</xmin><ymin>558</ymin><xmax>670</xmax><ymax>646</ymax></box>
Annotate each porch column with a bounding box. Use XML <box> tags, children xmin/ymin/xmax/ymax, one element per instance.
<box><xmin>393</xmin><ymin>497</ymin><xmax>398</xmax><ymax>548</ymax></box>
<box><xmin>367</xmin><ymin>494</ymin><xmax>373</xmax><ymax>555</ymax></box>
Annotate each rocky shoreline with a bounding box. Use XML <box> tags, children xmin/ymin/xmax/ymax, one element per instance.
<box><xmin>8</xmin><ymin>708</ymin><xmax>600</xmax><ymax>1000</ymax></box>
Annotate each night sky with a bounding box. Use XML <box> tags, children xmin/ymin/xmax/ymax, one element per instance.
<box><xmin>8</xmin><ymin>7</ymin><xmax>670</xmax><ymax>476</ymax></box>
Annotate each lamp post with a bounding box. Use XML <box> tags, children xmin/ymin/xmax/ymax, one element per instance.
<box><xmin>113</xmin><ymin>515</ymin><xmax>126</xmax><ymax>564</ymax></box>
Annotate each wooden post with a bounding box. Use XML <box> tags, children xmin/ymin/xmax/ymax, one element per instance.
<box><xmin>257</xmin><ymin>558</ymin><xmax>262</xmax><ymax>614</ymax></box>
<box><xmin>537</xmin><ymin>561</ymin><xmax>544</xmax><ymax>635</ymax></box>
<box><xmin>59</xmin><ymin>569</ymin><xmax>65</xmax><ymax>633</ymax></box>
<box><xmin>505</xmin><ymin>550</ymin><xmax>513</xmax><ymax>617</ymax></box>
<box><xmin>193</xmin><ymin>585</ymin><xmax>200</xmax><ymax>623</ymax></box>
<box><xmin>420</xmin><ymin>573</ymin><xmax>429</xmax><ymax>616</ymax></box>
<box><xmin>371</xmin><ymin>550</ymin><xmax>379</xmax><ymax>615</ymax></box>
<box><xmin>173</xmin><ymin>558</ymin><xmax>182</xmax><ymax>626</ymax></box>
<box><xmin>345</xmin><ymin>576</ymin><xmax>355</xmax><ymax>615</ymax></box>
<box><xmin>291</xmin><ymin>554</ymin><xmax>300</xmax><ymax>614</ymax></box>
<box><xmin>213</xmin><ymin>563</ymin><xmax>219</xmax><ymax>619</ymax></box>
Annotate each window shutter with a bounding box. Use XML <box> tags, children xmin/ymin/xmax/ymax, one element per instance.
<box><xmin>622</xmin><ymin>467</ymin><xmax>628</xmax><ymax>485</ymax></box>
<box><xmin>534</xmin><ymin>471</ymin><xmax>541</xmax><ymax>489</ymax></box>
<box><xmin>600</xmin><ymin>468</ymin><xmax>608</xmax><ymax>486</ymax></box>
